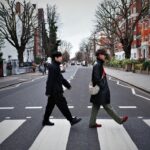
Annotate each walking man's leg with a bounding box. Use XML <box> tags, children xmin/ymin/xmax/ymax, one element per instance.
<box><xmin>103</xmin><ymin>104</ymin><xmax>128</xmax><ymax>124</ymax></box>
<box><xmin>56</xmin><ymin>95</ymin><xmax>81</xmax><ymax>126</ymax></box>
<box><xmin>43</xmin><ymin>96</ymin><xmax>55</xmax><ymax>126</ymax></box>
<box><xmin>89</xmin><ymin>103</ymin><xmax>102</xmax><ymax>128</ymax></box>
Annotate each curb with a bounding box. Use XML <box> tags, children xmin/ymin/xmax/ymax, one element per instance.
<box><xmin>107</xmin><ymin>74</ymin><xmax>150</xmax><ymax>94</ymax></box>
<box><xmin>0</xmin><ymin>76</ymin><xmax>45</xmax><ymax>90</ymax></box>
<box><xmin>0</xmin><ymin>80</ymin><xmax>26</xmax><ymax>89</ymax></box>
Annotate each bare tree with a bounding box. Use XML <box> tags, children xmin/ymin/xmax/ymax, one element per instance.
<box><xmin>96</xmin><ymin>0</ymin><xmax>149</xmax><ymax>58</ymax></box>
<box><xmin>75</xmin><ymin>51</ymin><xmax>84</xmax><ymax>62</ymax></box>
<box><xmin>80</xmin><ymin>38</ymin><xmax>92</xmax><ymax>53</ymax></box>
<box><xmin>0</xmin><ymin>0</ymin><xmax>37</xmax><ymax>65</ymax></box>
<box><xmin>95</xmin><ymin>26</ymin><xmax>116</xmax><ymax>57</ymax></box>
<box><xmin>59</xmin><ymin>40</ymin><xmax>72</xmax><ymax>53</ymax></box>
<box><xmin>62</xmin><ymin>51</ymin><xmax>70</xmax><ymax>62</ymax></box>
<box><xmin>79</xmin><ymin>39</ymin><xmax>93</xmax><ymax>63</ymax></box>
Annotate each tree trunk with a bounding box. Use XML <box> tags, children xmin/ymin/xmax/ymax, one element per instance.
<box><xmin>109</xmin><ymin>44</ymin><xmax>115</xmax><ymax>58</ymax></box>
<box><xmin>17</xmin><ymin>47</ymin><xmax>25</xmax><ymax>66</ymax></box>
<box><xmin>124</xmin><ymin>45</ymin><xmax>131</xmax><ymax>59</ymax></box>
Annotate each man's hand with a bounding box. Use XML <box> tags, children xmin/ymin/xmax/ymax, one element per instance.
<box><xmin>68</xmin><ymin>86</ymin><xmax>72</xmax><ymax>90</ymax></box>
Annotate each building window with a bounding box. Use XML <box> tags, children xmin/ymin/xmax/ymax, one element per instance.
<box><xmin>134</xmin><ymin>53</ymin><xmax>136</xmax><ymax>59</ymax></box>
<box><xmin>133</xmin><ymin>7</ymin><xmax>136</xmax><ymax>13</ymax></box>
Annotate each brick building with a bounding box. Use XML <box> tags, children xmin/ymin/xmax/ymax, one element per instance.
<box><xmin>114</xmin><ymin>0</ymin><xmax>150</xmax><ymax>60</ymax></box>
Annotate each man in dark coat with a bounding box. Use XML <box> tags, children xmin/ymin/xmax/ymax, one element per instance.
<box><xmin>89</xmin><ymin>49</ymin><xmax>128</xmax><ymax>128</ymax></box>
<box><xmin>43</xmin><ymin>51</ymin><xmax>81</xmax><ymax>126</ymax></box>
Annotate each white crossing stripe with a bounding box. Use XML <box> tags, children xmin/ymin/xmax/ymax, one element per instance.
<box><xmin>0</xmin><ymin>107</ymin><xmax>14</xmax><ymax>110</ymax></box>
<box><xmin>87</xmin><ymin>106</ymin><xmax>104</xmax><ymax>109</ymax></box>
<box><xmin>29</xmin><ymin>119</ymin><xmax>71</xmax><ymax>150</ymax></box>
<box><xmin>25</xmin><ymin>106</ymin><xmax>43</xmax><ymax>109</ymax></box>
<box><xmin>5</xmin><ymin>117</ymin><xmax>11</xmax><ymax>119</ymax></box>
<box><xmin>97</xmin><ymin>119</ymin><xmax>138</xmax><ymax>150</ymax></box>
<box><xmin>0</xmin><ymin>120</ymin><xmax>26</xmax><ymax>144</ymax></box>
<box><xmin>26</xmin><ymin>116</ymin><xmax>32</xmax><ymax>119</ymax></box>
<box><xmin>68</xmin><ymin>106</ymin><xmax>74</xmax><ymax>109</ymax></box>
<box><xmin>143</xmin><ymin>119</ymin><xmax>150</xmax><ymax>127</ymax></box>
<box><xmin>137</xmin><ymin>116</ymin><xmax>143</xmax><ymax>119</ymax></box>
<box><xmin>87</xmin><ymin>106</ymin><xmax>92</xmax><ymax>109</ymax></box>
<box><xmin>119</xmin><ymin>106</ymin><xmax>137</xmax><ymax>109</ymax></box>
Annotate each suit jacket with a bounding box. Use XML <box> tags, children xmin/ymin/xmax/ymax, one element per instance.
<box><xmin>45</xmin><ymin>61</ymin><xmax>71</xmax><ymax>96</ymax></box>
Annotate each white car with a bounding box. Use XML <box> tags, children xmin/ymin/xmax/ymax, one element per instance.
<box><xmin>77</xmin><ymin>62</ymin><xmax>81</xmax><ymax>65</ymax></box>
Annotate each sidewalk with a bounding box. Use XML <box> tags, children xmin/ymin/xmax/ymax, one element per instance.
<box><xmin>105</xmin><ymin>67</ymin><xmax>150</xmax><ymax>93</ymax></box>
<box><xmin>0</xmin><ymin>72</ymin><xmax>45</xmax><ymax>89</ymax></box>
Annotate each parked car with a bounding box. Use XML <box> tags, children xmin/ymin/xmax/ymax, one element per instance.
<box><xmin>71</xmin><ymin>61</ymin><xmax>75</xmax><ymax>65</ymax></box>
<box><xmin>81</xmin><ymin>61</ymin><xmax>88</xmax><ymax>66</ymax></box>
<box><xmin>76</xmin><ymin>62</ymin><xmax>81</xmax><ymax>65</ymax></box>
<box><xmin>60</xmin><ymin>64</ymin><xmax>66</xmax><ymax>73</ymax></box>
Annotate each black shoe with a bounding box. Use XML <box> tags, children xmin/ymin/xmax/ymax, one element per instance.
<box><xmin>42</xmin><ymin>120</ymin><xmax>54</xmax><ymax>126</ymax></box>
<box><xmin>70</xmin><ymin>117</ymin><xmax>82</xmax><ymax>126</ymax></box>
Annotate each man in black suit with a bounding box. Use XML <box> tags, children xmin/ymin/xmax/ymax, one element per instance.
<box><xmin>43</xmin><ymin>51</ymin><xmax>81</xmax><ymax>126</ymax></box>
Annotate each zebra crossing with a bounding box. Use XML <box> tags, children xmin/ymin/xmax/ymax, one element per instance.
<box><xmin>0</xmin><ymin>118</ymin><xmax>150</xmax><ymax>150</ymax></box>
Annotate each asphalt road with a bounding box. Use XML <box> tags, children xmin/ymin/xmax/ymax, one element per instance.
<box><xmin>0</xmin><ymin>65</ymin><xmax>150</xmax><ymax>150</ymax></box>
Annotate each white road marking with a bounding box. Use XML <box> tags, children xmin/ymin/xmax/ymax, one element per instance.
<box><xmin>25</xmin><ymin>76</ymin><xmax>46</xmax><ymax>84</ymax></box>
<box><xmin>0</xmin><ymin>107</ymin><xmax>14</xmax><ymax>110</ymax></box>
<box><xmin>87</xmin><ymin>106</ymin><xmax>104</xmax><ymax>109</ymax></box>
<box><xmin>119</xmin><ymin>106</ymin><xmax>137</xmax><ymax>109</ymax></box>
<box><xmin>15</xmin><ymin>83</ymin><xmax>21</xmax><ymax>88</ymax></box>
<box><xmin>117</xmin><ymin>81</ymin><xmax>131</xmax><ymax>88</ymax></box>
<box><xmin>0</xmin><ymin>120</ymin><xmax>26</xmax><ymax>144</ymax></box>
<box><xmin>137</xmin><ymin>116</ymin><xmax>143</xmax><ymax>119</ymax></box>
<box><xmin>69</xmin><ymin>67</ymin><xmax>79</xmax><ymax>80</ymax></box>
<box><xmin>29</xmin><ymin>119</ymin><xmax>71</xmax><ymax>150</ymax></box>
<box><xmin>109</xmin><ymin>78</ymin><xmax>150</xmax><ymax>101</ymax></box>
<box><xmin>132</xmin><ymin>88</ymin><xmax>150</xmax><ymax>101</ymax></box>
<box><xmin>25</xmin><ymin>106</ymin><xmax>43</xmax><ymax>109</ymax></box>
<box><xmin>5</xmin><ymin>117</ymin><xmax>11</xmax><ymax>119</ymax></box>
<box><xmin>143</xmin><ymin>119</ymin><xmax>150</xmax><ymax>127</ymax></box>
<box><xmin>97</xmin><ymin>119</ymin><xmax>138</xmax><ymax>150</ymax></box>
<box><xmin>0</xmin><ymin>76</ymin><xmax>45</xmax><ymax>91</ymax></box>
<box><xmin>68</xmin><ymin>106</ymin><xmax>74</xmax><ymax>109</ymax></box>
<box><xmin>26</xmin><ymin>116</ymin><xmax>32</xmax><ymax>119</ymax></box>
<box><xmin>49</xmin><ymin>116</ymin><xmax>54</xmax><ymax>119</ymax></box>
<box><xmin>87</xmin><ymin>106</ymin><xmax>92</xmax><ymax>109</ymax></box>
<box><xmin>131</xmin><ymin>88</ymin><xmax>136</xmax><ymax>94</ymax></box>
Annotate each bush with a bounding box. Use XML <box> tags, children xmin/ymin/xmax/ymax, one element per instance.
<box><xmin>122</xmin><ymin>59</ymin><xmax>132</xmax><ymax>66</ymax></box>
<box><xmin>106</xmin><ymin>58</ymin><xmax>150</xmax><ymax>71</ymax></box>
<box><xmin>106</xmin><ymin>58</ymin><xmax>122</xmax><ymax>68</ymax></box>
<box><xmin>35</xmin><ymin>57</ymin><xmax>42</xmax><ymax>64</ymax></box>
<box><xmin>142</xmin><ymin>61</ymin><xmax>150</xmax><ymax>70</ymax></box>
<box><xmin>135</xmin><ymin>64</ymin><xmax>143</xmax><ymax>70</ymax></box>
<box><xmin>138</xmin><ymin>58</ymin><xmax>145</xmax><ymax>63</ymax></box>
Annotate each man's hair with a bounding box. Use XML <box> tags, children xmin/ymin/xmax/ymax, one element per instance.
<box><xmin>51</xmin><ymin>51</ymin><xmax>62</xmax><ymax>60</ymax></box>
<box><xmin>95</xmin><ymin>49</ymin><xmax>107</xmax><ymax>57</ymax></box>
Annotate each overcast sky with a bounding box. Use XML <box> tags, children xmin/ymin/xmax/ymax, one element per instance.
<box><xmin>33</xmin><ymin>0</ymin><xmax>100</xmax><ymax>58</ymax></box>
